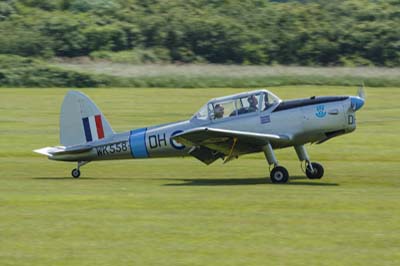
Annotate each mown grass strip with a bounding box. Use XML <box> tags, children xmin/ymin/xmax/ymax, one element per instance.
<box><xmin>1</xmin><ymin>55</ymin><xmax>400</xmax><ymax>88</ymax></box>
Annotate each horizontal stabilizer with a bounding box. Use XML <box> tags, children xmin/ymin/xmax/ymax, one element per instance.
<box><xmin>33</xmin><ymin>144</ymin><xmax>92</xmax><ymax>157</ymax></box>
<box><xmin>33</xmin><ymin>147</ymin><xmax>65</xmax><ymax>157</ymax></box>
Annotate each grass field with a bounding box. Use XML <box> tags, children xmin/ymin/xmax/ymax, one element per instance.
<box><xmin>1</xmin><ymin>86</ymin><xmax>400</xmax><ymax>266</ymax></box>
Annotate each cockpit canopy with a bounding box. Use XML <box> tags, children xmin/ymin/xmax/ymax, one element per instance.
<box><xmin>193</xmin><ymin>90</ymin><xmax>281</xmax><ymax>121</ymax></box>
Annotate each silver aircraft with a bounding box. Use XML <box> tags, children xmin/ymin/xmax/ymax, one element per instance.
<box><xmin>34</xmin><ymin>88</ymin><xmax>365</xmax><ymax>183</ymax></box>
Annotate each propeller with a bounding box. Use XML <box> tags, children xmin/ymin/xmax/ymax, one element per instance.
<box><xmin>357</xmin><ymin>82</ymin><xmax>366</xmax><ymax>100</ymax></box>
<box><xmin>350</xmin><ymin>83</ymin><xmax>365</xmax><ymax>111</ymax></box>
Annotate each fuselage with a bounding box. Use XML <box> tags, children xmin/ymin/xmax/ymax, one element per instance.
<box><xmin>50</xmin><ymin>94</ymin><xmax>360</xmax><ymax>162</ymax></box>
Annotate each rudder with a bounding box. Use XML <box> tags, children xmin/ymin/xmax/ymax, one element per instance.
<box><xmin>60</xmin><ymin>91</ymin><xmax>114</xmax><ymax>146</ymax></box>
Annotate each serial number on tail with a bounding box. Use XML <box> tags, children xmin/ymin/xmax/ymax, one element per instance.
<box><xmin>96</xmin><ymin>141</ymin><xmax>128</xmax><ymax>157</ymax></box>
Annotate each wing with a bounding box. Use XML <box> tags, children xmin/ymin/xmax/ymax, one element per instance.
<box><xmin>172</xmin><ymin>127</ymin><xmax>291</xmax><ymax>164</ymax></box>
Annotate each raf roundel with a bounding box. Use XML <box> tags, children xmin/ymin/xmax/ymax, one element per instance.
<box><xmin>170</xmin><ymin>130</ymin><xmax>185</xmax><ymax>150</ymax></box>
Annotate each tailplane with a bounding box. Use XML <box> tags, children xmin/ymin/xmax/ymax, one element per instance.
<box><xmin>60</xmin><ymin>91</ymin><xmax>114</xmax><ymax>146</ymax></box>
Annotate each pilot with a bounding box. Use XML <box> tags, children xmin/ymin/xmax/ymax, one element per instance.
<box><xmin>247</xmin><ymin>95</ymin><xmax>258</xmax><ymax>112</ymax></box>
<box><xmin>214</xmin><ymin>104</ymin><xmax>224</xmax><ymax>119</ymax></box>
<box><xmin>263</xmin><ymin>94</ymin><xmax>271</xmax><ymax>111</ymax></box>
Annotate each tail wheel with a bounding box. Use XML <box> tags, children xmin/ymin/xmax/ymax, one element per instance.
<box><xmin>306</xmin><ymin>162</ymin><xmax>324</xmax><ymax>179</ymax></box>
<box><xmin>71</xmin><ymin>168</ymin><xmax>81</xmax><ymax>178</ymax></box>
<box><xmin>270</xmin><ymin>166</ymin><xmax>289</xmax><ymax>184</ymax></box>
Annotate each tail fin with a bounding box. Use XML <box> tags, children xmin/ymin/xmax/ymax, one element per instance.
<box><xmin>60</xmin><ymin>91</ymin><xmax>114</xmax><ymax>146</ymax></box>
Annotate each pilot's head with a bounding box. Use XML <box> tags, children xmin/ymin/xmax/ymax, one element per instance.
<box><xmin>248</xmin><ymin>95</ymin><xmax>258</xmax><ymax>107</ymax></box>
<box><xmin>214</xmin><ymin>104</ymin><xmax>224</xmax><ymax>118</ymax></box>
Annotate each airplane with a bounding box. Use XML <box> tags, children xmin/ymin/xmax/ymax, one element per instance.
<box><xmin>34</xmin><ymin>88</ymin><xmax>365</xmax><ymax>183</ymax></box>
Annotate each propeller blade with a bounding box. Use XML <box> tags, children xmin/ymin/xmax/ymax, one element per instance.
<box><xmin>357</xmin><ymin>82</ymin><xmax>366</xmax><ymax>100</ymax></box>
<box><xmin>350</xmin><ymin>83</ymin><xmax>365</xmax><ymax>111</ymax></box>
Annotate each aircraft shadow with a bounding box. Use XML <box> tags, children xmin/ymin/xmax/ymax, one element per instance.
<box><xmin>32</xmin><ymin>176</ymin><xmax>131</xmax><ymax>180</ymax></box>
<box><xmin>32</xmin><ymin>176</ymin><xmax>338</xmax><ymax>186</ymax></box>
<box><xmin>33</xmin><ymin>177</ymin><xmax>76</xmax><ymax>180</ymax></box>
<box><xmin>164</xmin><ymin>176</ymin><xmax>338</xmax><ymax>186</ymax></box>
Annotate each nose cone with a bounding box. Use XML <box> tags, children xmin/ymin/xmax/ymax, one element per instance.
<box><xmin>350</xmin><ymin>96</ymin><xmax>365</xmax><ymax>111</ymax></box>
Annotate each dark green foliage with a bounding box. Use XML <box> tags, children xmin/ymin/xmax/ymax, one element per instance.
<box><xmin>0</xmin><ymin>0</ymin><xmax>399</xmax><ymax>66</ymax></box>
<box><xmin>18</xmin><ymin>0</ymin><xmax>62</xmax><ymax>11</ymax></box>
<box><xmin>0</xmin><ymin>55</ymin><xmax>109</xmax><ymax>87</ymax></box>
<box><xmin>0</xmin><ymin>23</ymin><xmax>53</xmax><ymax>57</ymax></box>
<box><xmin>68</xmin><ymin>0</ymin><xmax>121</xmax><ymax>14</ymax></box>
<box><xmin>0</xmin><ymin>1</ymin><xmax>16</xmax><ymax>20</ymax></box>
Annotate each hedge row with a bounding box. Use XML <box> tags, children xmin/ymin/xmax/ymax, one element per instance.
<box><xmin>0</xmin><ymin>0</ymin><xmax>399</xmax><ymax>66</ymax></box>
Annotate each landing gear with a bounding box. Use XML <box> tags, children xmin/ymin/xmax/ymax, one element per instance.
<box><xmin>305</xmin><ymin>162</ymin><xmax>324</xmax><ymax>179</ymax></box>
<box><xmin>263</xmin><ymin>143</ymin><xmax>290</xmax><ymax>184</ymax></box>
<box><xmin>71</xmin><ymin>168</ymin><xmax>80</xmax><ymax>178</ymax></box>
<box><xmin>262</xmin><ymin>143</ymin><xmax>325</xmax><ymax>184</ymax></box>
<box><xmin>270</xmin><ymin>166</ymin><xmax>289</xmax><ymax>183</ymax></box>
<box><xmin>295</xmin><ymin>145</ymin><xmax>324</xmax><ymax>180</ymax></box>
<box><xmin>71</xmin><ymin>161</ymin><xmax>89</xmax><ymax>178</ymax></box>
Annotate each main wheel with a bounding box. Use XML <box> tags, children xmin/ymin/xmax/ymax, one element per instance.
<box><xmin>306</xmin><ymin>162</ymin><xmax>324</xmax><ymax>179</ymax></box>
<box><xmin>270</xmin><ymin>166</ymin><xmax>289</xmax><ymax>184</ymax></box>
<box><xmin>71</xmin><ymin>168</ymin><xmax>81</xmax><ymax>178</ymax></box>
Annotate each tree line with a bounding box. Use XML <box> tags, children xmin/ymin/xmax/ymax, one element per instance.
<box><xmin>0</xmin><ymin>0</ymin><xmax>399</xmax><ymax>66</ymax></box>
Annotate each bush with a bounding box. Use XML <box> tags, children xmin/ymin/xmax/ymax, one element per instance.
<box><xmin>19</xmin><ymin>0</ymin><xmax>62</xmax><ymax>11</ymax></box>
<box><xmin>1</xmin><ymin>0</ymin><xmax>400</xmax><ymax>66</ymax></box>
<box><xmin>0</xmin><ymin>55</ymin><xmax>109</xmax><ymax>87</ymax></box>
<box><xmin>83</xmin><ymin>24</ymin><xmax>128</xmax><ymax>51</ymax></box>
<box><xmin>0</xmin><ymin>1</ymin><xmax>16</xmax><ymax>20</ymax></box>
<box><xmin>68</xmin><ymin>0</ymin><xmax>121</xmax><ymax>14</ymax></box>
<box><xmin>0</xmin><ymin>22</ymin><xmax>54</xmax><ymax>57</ymax></box>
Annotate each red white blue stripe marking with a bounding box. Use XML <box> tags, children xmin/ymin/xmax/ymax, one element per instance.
<box><xmin>82</xmin><ymin>115</ymin><xmax>105</xmax><ymax>142</ymax></box>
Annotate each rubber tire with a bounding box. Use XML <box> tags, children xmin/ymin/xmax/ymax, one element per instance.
<box><xmin>306</xmin><ymin>162</ymin><xmax>324</xmax><ymax>179</ymax></box>
<box><xmin>71</xmin><ymin>168</ymin><xmax>81</xmax><ymax>178</ymax></box>
<box><xmin>270</xmin><ymin>166</ymin><xmax>289</xmax><ymax>184</ymax></box>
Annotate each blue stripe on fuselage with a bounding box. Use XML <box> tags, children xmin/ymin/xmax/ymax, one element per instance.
<box><xmin>129</xmin><ymin>128</ymin><xmax>148</xmax><ymax>158</ymax></box>
<box><xmin>82</xmin><ymin>117</ymin><xmax>92</xmax><ymax>142</ymax></box>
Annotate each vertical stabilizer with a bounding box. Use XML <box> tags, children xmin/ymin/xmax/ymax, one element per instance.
<box><xmin>60</xmin><ymin>91</ymin><xmax>114</xmax><ymax>146</ymax></box>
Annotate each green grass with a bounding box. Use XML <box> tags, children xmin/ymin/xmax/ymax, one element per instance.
<box><xmin>1</xmin><ymin>86</ymin><xmax>400</xmax><ymax>266</ymax></box>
